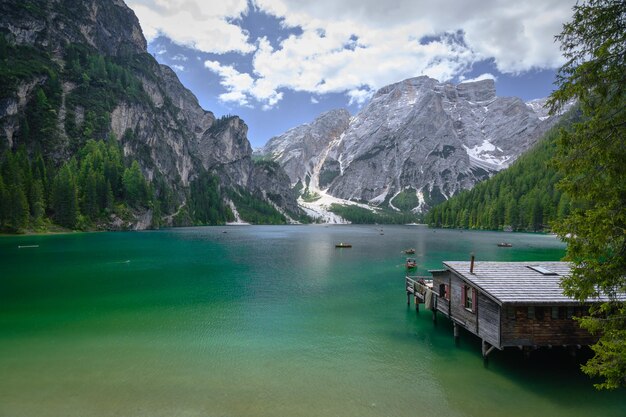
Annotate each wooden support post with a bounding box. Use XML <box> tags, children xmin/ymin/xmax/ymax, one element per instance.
<box><xmin>414</xmin><ymin>295</ymin><xmax>419</xmax><ymax>313</ymax></box>
<box><xmin>453</xmin><ymin>322</ymin><xmax>459</xmax><ymax>342</ymax></box>
<box><xmin>482</xmin><ymin>340</ymin><xmax>489</xmax><ymax>365</ymax></box>
<box><xmin>482</xmin><ymin>340</ymin><xmax>496</xmax><ymax>359</ymax></box>
<box><xmin>407</xmin><ymin>292</ymin><xmax>411</xmax><ymax>306</ymax></box>
<box><xmin>432</xmin><ymin>309</ymin><xmax>437</xmax><ymax>324</ymax></box>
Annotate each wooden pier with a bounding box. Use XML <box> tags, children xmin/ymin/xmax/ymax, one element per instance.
<box><xmin>405</xmin><ymin>275</ymin><xmax>436</xmax><ymax>322</ymax></box>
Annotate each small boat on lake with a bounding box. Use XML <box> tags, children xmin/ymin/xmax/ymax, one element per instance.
<box><xmin>403</xmin><ymin>248</ymin><xmax>416</xmax><ymax>254</ymax></box>
<box><xmin>406</xmin><ymin>258</ymin><xmax>417</xmax><ymax>269</ymax></box>
<box><xmin>335</xmin><ymin>243</ymin><xmax>352</xmax><ymax>248</ymax></box>
<box><xmin>497</xmin><ymin>242</ymin><xmax>513</xmax><ymax>247</ymax></box>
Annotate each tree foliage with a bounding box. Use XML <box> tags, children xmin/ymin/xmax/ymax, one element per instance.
<box><xmin>188</xmin><ymin>171</ymin><xmax>234</xmax><ymax>225</ymax></box>
<box><xmin>227</xmin><ymin>187</ymin><xmax>286</xmax><ymax>225</ymax></box>
<box><xmin>52</xmin><ymin>163</ymin><xmax>79</xmax><ymax>228</ymax></box>
<box><xmin>330</xmin><ymin>204</ymin><xmax>420</xmax><ymax>224</ymax></box>
<box><xmin>0</xmin><ymin>34</ymin><xmax>235</xmax><ymax>232</ymax></box>
<box><xmin>0</xmin><ymin>139</ymin><xmax>153</xmax><ymax>232</ymax></box>
<box><xmin>425</xmin><ymin>123</ymin><xmax>570</xmax><ymax>231</ymax></box>
<box><xmin>390</xmin><ymin>188</ymin><xmax>420</xmax><ymax>212</ymax></box>
<box><xmin>547</xmin><ymin>0</ymin><xmax>626</xmax><ymax>390</ymax></box>
<box><xmin>122</xmin><ymin>160</ymin><xmax>150</xmax><ymax>208</ymax></box>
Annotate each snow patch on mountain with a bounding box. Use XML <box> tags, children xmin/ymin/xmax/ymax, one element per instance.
<box><xmin>463</xmin><ymin>139</ymin><xmax>512</xmax><ymax>170</ymax></box>
<box><xmin>298</xmin><ymin>190</ymin><xmax>376</xmax><ymax>224</ymax></box>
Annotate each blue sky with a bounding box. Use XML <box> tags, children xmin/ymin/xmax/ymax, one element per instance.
<box><xmin>128</xmin><ymin>0</ymin><xmax>576</xmax><ymax>148</ymax></box>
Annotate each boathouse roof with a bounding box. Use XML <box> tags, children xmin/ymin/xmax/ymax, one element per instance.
<box><xmin>442</xmin><ymin>261</ymin><xmax>584</xmax><ymax>305</ymax></box>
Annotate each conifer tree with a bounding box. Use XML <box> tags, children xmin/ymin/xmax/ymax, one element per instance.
<box><xmin>0</xmin><ymin>174</ymin><xmax>6</xmax><ymax>226</ymax></box>
<box><xmin>29</xmin><ymin>179</ymin><xmax>45</xmax><ymax>225</ymax></box>
<box><xmin>122</xmin><ymin>161</ymin><xmax>148</xmax><ymax>208</ymax></box>
<box><xmin>548</xmin><ymin>0</ymin><xmax>626</xmax><ymax>389</ymax></box>
<box><xmin>52</xmin><ymin>164</ymin><xmax>79</xmax><ymax>228</ymax></box>
<box><xmin>7</xmin><ymin>185</ymin><xmax>29</xmax><ymax>231</ymax></box>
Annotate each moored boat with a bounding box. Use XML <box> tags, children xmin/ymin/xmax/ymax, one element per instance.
<box><xmin>335</xmin><ymin>243</ymin><xmax>352</xmax><ymax>248</ymax></box>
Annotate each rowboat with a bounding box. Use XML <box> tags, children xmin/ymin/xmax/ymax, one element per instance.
<box><xmin>335</xmin><ymin>243</ymin><xmax>352</xmax><ymax>248</ymax></box>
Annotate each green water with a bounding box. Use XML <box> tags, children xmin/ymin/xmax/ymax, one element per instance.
<box><xmin>1</xmin><ymin>225</ymin><xmax>624</xmax><ymax>417</ymax></box>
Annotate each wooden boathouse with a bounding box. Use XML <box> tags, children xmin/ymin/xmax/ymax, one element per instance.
<box><xmin>406</xmin><ymin>260</ymin><xmax>601</xmax><ymax>358</ymax></box>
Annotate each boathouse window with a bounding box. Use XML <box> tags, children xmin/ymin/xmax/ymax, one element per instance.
<box><xmin>462</xmin><ymin>285</ymin><xmax>475</xmax><ymax>312</ymax></box>
<box><xmin>506</xmin><ymin>306</ymin><xmax>516</xmax><ymax>320</ymax></box>
<box><xmin>535</xmin><ymin>307</ymin><xmax>544</xmax><ymax>321</ymax></box>
<box><xmin>551</xmin><ymin>306</ymin><xmax>559</xmax><ymax>320</ymax></box>
<box><xmin>439</xmin><ymin>283</ymin><xmax>449</xmax><ymax>300</ymax></box>
<box><xmin>528</xmin><ymin>306</ymin><xmax>535</xmax><ymax>320</ymax></box>
<box><xmin>567</xmin><ymin>307</ymin><xmax>574</xmax><ymax>319</ymax></box>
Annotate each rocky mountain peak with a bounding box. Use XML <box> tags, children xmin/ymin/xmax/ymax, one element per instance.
<box><xmin>258</xmin><ymin>108</ymin><xmax>351</xmax><ymax>190</ymax></box>
<box><xmin>455</xmin><ymin>79</ymin><xmax>497</xmax><ymax>102</ymax></box>
<box><xmin>260</xmin><ymin>76</ymin><xmax>562</xmax><ymax>215</ymax></box>
<box><xmin>372</xmin><ymin>76</ymin><xmax>437</xmax><ymax>99</ymax></box>
<box><xmin>1</xmin><ymin>0</ymin><xmax>147</xmax><ymax>57</ymax></box>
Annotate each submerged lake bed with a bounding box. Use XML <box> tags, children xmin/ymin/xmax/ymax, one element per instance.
<box><xmin>1</xmin><ymin>225</ymin><xmax>624</xmax><ymax>416</ymax></box>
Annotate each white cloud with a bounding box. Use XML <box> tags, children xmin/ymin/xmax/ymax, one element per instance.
<box><xmin>208</xmin><ymin>23</ymin><xmax>480</xmax><ymax>108</ymax></box>
<box><xmin>128</xmin><ymin>0</ymin><xmax>576</xmax><ymax>109</ymax></box>
<box><xmin>171</xmin><ymin>64</ymin><xmax>185</xmax><ymax>72</ymax></box>
<box><xmin>127</xmin><ymin>0</ymin><xmax>255</xmax><ymax>54</ymax></box>
<box><xmin>204</xmin><ymin>59</ymin><xmax>283</xmax><ymax>107</ymax></box>
<box><xmin>347</xmin><ymin>88</ymin><xmax>373</xmax><ymax>106</ymax></box>
<box><xmin>459</xmin><ymin>73</ymin><xmax>497</xmax><ymax>83</ymax></box>
<box><xmin>310</xmin><ymin>97</ymin><xmax>319</xmax><ymax>104</ymax></box>
<box><xmin>256</xmin><ymin>0</ymin><xmax>574</xmax><ymax>73</ymax></box>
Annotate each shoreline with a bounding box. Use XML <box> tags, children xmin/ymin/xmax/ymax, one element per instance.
<box><xmin>1</xmin><ymin>222</ymin><xmax>558</xmax><ymax>238</ymax></box>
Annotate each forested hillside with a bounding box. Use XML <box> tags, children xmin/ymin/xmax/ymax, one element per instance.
<box><xmin>0</xmin><ymin>0</ymin><xmax>302</xmax><ymax>233</ymax></box>
<box><xmin>425</xmin><ymin>112</ymin><xmax>578</xmax><ymax>231</ymax></box>
<box><xmin>0</xmin><ymin>37</ymin><xmax>235</xmax><ymax>232</ymax></box>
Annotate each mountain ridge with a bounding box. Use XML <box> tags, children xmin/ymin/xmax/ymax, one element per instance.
<box><xmin>259</xmin><ymin>76</ymin><xmax>566</xmax><ymax>220</ymax></box>
<box><xmin>0</xmin><ymin>0</ymin><xmax>304</xmax><ymax>231</ymax></box>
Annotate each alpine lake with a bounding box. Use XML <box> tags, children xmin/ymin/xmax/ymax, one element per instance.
<box><xmin>1</xmin><ymin>225</ymin><xmax>625</xmax><ymax>416</ymax></box>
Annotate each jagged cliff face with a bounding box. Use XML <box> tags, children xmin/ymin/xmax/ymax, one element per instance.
<box><xmin>1</xmin><ymin>0</ymin><xmax>146</xmax><ymax>57</ymax></box>
<box><xmin>257</xmin><ymin>109</ymin><xmax>351</xmax><ymax>190</ymax></box>
<box><xmin>261</xmin><ymin>76</ymin><xmax>557</xmax><ymax>211</ymax></box>
<box><xmin>0</xmin><ymin>0</ymin><xmax>302</xmax><ymax>225</ymax></box>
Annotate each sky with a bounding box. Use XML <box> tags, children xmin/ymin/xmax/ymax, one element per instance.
<box><xmin>126</xmin><ymin>0</ymin><xmax>577</xmax><ymax>148</ymax></box>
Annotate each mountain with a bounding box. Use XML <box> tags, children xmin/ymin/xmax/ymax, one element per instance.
<box><xmin>260</xmin><ymin>76</ymin><xmax>565</xmax><ymax>216</ymax></box>
<box><xmin>254</xmin><ymin>108</ymin><xmax>351</xmax><ymax>191</ymax></box>
<box><xmin>425</xmin><ymin>110</ymin><xmax>578</xmax><ymax>231</ymax></box>
<box><xmin>0</xmin><ymin>0</ymin><xmax>304</xmax><ymax>231</ymax></box>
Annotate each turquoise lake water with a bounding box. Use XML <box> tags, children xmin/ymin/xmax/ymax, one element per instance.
<box><xmin>1</xmin><ymin>225</ymin><xmax>625</xmax><ymax>416</ymax></box>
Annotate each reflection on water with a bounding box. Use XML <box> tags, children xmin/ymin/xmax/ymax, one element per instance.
<box><xmin>0</xmin><ymin>225</ymin><xmax>624</xmax><ymax>417</ymax></box>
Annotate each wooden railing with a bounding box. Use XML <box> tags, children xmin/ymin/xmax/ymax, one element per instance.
<box><xmin>406</xmin><ymin>275</ymin><xmax>433</xmax><ymax>300</ymax></box>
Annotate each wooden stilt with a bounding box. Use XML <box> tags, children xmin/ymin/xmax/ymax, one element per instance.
<box><xmin>415</xmin><ymin>295</ymin><xmax>419</xmax><ymax>312</ymax></box>
<box><xmin>453</xmin><ymin>322</ymin><xmax>459</xmax><ymax>342</ymax></box>
<box><xmin>407</xmin><ymin>292</ymin><xmax>411</xmax><ymax>306</ymax></box>
<box><xmin>432</xmin><ymin>310</ymin><xmax>437</xmax><ymax>324</ymax></box>
<box><xmin>482</xmin><ymin>340</ymin><xmax>496</xmax><ymax>359</ymax></box>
